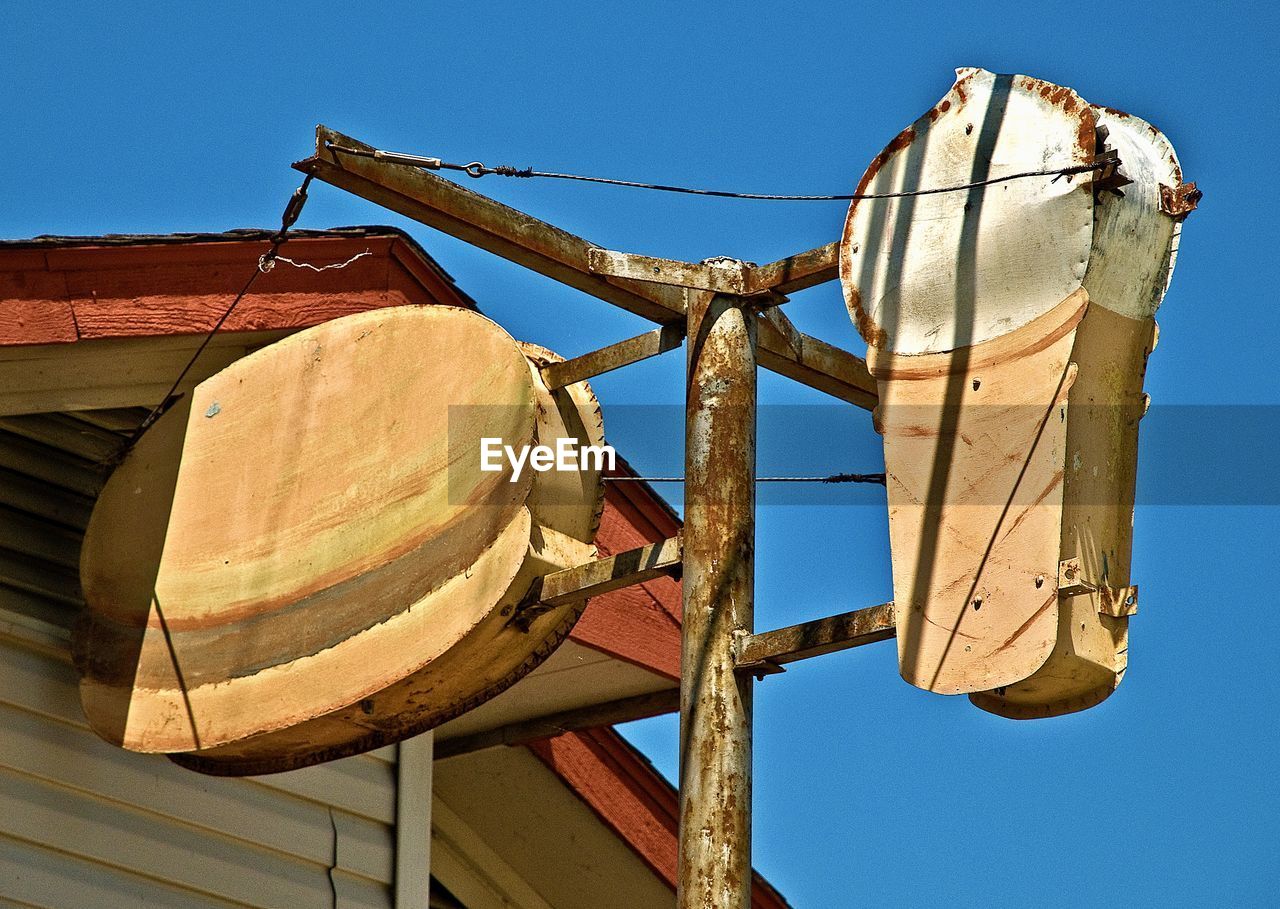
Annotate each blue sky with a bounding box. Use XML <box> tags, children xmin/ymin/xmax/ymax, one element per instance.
<box><xmin>5</xmin><ymin>2</ymin><xmax>1278</xmax><ymax>905</ymax></box>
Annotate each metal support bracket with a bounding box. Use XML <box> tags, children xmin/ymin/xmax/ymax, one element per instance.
<box><xmin>540</xmin><ymin>324</ymin><xmax>686</xmax><ymax>389</ymax></box>
<box><xmin>585</xmin><ymin>243</ymin><xmax>843</xmax><ymax>299</ymax></box>
<box><xmin>1098</xmin><ymin>584</ymin><xmax>1139</xmax><ymax>618</ymax></box>
<box><xmin>734</xmin><ymin>602</ymin><xmax>896</xmax><ymax>675</ymax></box>
<box><xmin>1058</xmin><ymin>558</ymin><xmax>1139</xmax><ymax>617</ymax></box>
<box><xmin>508</xmin><ymin>535</ymin><xmax>682</xmax><ymax>630</ymax></box>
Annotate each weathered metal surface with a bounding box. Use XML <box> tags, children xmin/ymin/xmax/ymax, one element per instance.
<box><xmin>971</xmin><ymin>104</ymin><xmax>1189</xmax><ymax>719</ymax></box>
<box><xmin>679</xmin><ymin>290</ymin><xmax>755</xmax><ymax>909</ymax></box>
<box><xmin>1056</xmin><ymin>557</ymin><xmax>1095</xmax><ymax>598</ymax></box>
<box><xmin>757</xmin><ymin>308</ymin><xmax>878</xmax><ymax>411</ymax></box>
<box><xmin>735</xmin><ymin>602</ymin><xmax>895</xmax><ymax>671</ymax></box>
<box><xmin>587</xmin><ymin>248</ymin><xmax>754</xmax><ymax>294</ymax></box>
<box><xmin>1098</xmin><ymin>585</ymin><xmax>1139</xmax><ymax>618</ymax></box>
<box><xmin>872</xmin><ymin>292</ymin><xmax>1085</xmax><ymax>693</ymax></box>
<box><xmin>588</xmin><ymin>243</ymin><xmax>842</xmax><ymax>300</ymax></box>
<box><xmin>301</xmin><ymin>128</ymin><xmax>685</xmax><ymax>323</ymax></box>
<box><xmin>516</xmin><ymin>535</ymin><xmax>682</xmax><ymax>614</ymax></box>
<box><xmin>1054</xmin><ymin>558</ymin><xmax>1137</xmax><ymax>616</ymax></box>
<box><xmin>78</xmin><ymin>306</ymin><xmax>605</xmax><ymax>773</ymax></box>
<box><xmin>299</xmin><ymin>127</ymin><xmax>878</xmax><ymax>409</ymax></box>
<box><xmin>541</xmin><ymin>325</ymin><xmax>685</xmax><ymax>390</ymax></box>
<box><xmin>1158</xmin><ymin>181</ymin><xmax>1202</xmax><ymax>220</ymax></box>
<box><xmin>1084</xmin><ymin>107</ymin><xmax>1185</xmax><ymax>318</ymax></box>
<box><xmin>841</xmin><ymin>67</ymin><xmax>1096</xmax><ymax>355</ymax></box>
<box><xmin>749</xmin><ymin>241</ymin><xmax>840</xmax><ymax>296</ymax></box>
<box><xmin>434</xmin><ymin>688</ymin><xmax>679</xmax><ymax>759</ymax></box>
<box><xmin>841</xmin><ymin>70</ymin><xmax>1190</xmax><ymax>712</ymax></box>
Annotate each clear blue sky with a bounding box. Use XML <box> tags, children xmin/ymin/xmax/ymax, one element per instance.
<box><xmin>5</xmin><ymin>3</ymin><xmax>1278</xmax><ymax>906</ymax></box>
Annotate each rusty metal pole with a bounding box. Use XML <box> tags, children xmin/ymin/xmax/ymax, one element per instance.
<box><xmin>679</xmin><ymin>289</ymin><xmax>756</xmax><ymax>909</ymax></box>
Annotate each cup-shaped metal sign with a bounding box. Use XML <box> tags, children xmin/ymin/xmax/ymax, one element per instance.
<box><xmin>841</xmin><ymin>68</ymin><xmax>1188</xmax><ymax>714</ymax></box>
<box><xmin>76</xmin><ymin>306</ymin><xmax>605</xmax><ymax>773</ymax></box>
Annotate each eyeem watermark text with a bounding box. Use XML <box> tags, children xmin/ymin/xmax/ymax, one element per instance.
<box><xmin>480</xmin><ymin>437</ymin><xmax>616</xmax><ymax>482</ymax></box>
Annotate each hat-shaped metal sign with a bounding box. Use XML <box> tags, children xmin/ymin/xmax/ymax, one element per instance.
<box><xmin>76</xmin><ymin>305</ymin><xmax>604</xmax><ymax>774</ymax></box>
<box><xmin>841</xmin><ymin>68</ymin><xmax>1189</xmax><ymax>712</ymax></box>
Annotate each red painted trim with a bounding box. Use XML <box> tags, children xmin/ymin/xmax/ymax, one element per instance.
<box><xmin>0</xmin><ymin>232</ymin><xmax>475</xmax><ymax>347</ymax></box>
<box><xmin>569</xmin><ymin>455</ymin><xmax>684</xmax><ymax>678</ymax></box>
<box><xmin>529</xmin><ymin>728</ymin><xmax>793</xmax><ymax>909</ymax></box>
<box><xmin>570</xmin><ymin>490</ymin><xmax>682</xmax><ymax>680</ymax></box>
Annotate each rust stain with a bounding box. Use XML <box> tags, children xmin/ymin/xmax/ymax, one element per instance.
<box><xmin>920</xmin><ymin>609</ymin><xmax>980</xmax><ymax>640</ymax></box>
<box><xmin>994</xmin><ymin>592</ymin><xmax>1056</xmax><ymax>652</ymax></box>
<box><xmin>853</xmin><ymin>125</ymin><xmax>917</xmax><ymax>197</ymax></box>
<box><xmin>997</xmin><ymin>468</ymin><xmax>1066</xmax><ymax>544</ymax></box>
<box><xmin>1159</xmin><ymin>181</ymin><xmax>1202</xmax><ymax>220</ymax></box>
<box><xmin>926</xmin><ymin>98</ymin><xmax>953</xmax><ymax>122</ymax></box>
<box><xmin>845</xmin><ymin>123</ymin><xmax>916</xmax><ymax>347</ymax></box>
<box><xmin>851</xmin><ymin>292</ymin><xmax>888</xmax><ymax>348</ymax></box>
<box><xmin>1019</xmin><ymin>75</ymin><xmax>1081</xmax><ymax>114</ymax></box>
<box><xmin>1077</xmin><ymin>106</ymin><xmax>1097</xmax><ymax>157</ymax></box>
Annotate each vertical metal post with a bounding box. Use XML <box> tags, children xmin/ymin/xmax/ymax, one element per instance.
<box><xmin>679</xmin><ymin>290</ymin><xmax>757</xmax><ymax>909</ymax></box>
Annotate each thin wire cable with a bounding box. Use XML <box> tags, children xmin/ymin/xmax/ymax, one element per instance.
<box><xmin>265</xmin><ymin>249</ymin><xmax>372</xmax><ymax>273</ymax></box>
<box><xmin>325</xmin><ymin>143</ymin><xmax>1109</xmax><ymax>202</ymax></box>
<box><xmin>124</xmin><ymin>175</ymin><xmax>314</xmax><ymax>450</ymax></box>
<box><xmin>606</xmin><ymin>473</ymin><xmax>886</xmax><ymax>485</ymax></box>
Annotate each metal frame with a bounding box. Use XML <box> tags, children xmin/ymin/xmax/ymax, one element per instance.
<box><xmin>295</xmin><ymin>126</ymin><xmax>893</xmax><ymax>909</ymax></box>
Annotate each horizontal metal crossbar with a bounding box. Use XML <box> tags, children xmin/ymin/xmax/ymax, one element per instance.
<box><xmin>587</xmin><ymin>248</ymin><xmax>766</xmax><ymax>297</ymax></box>
<box><xmin>296</xmin><ymin>126</ymin><xmax>877</xmax><ymax>410</ymax></box>
<box><xmin>735</xmin><ymin>602</ymin><xmax>896</xmax><ymax>672</ymax></box>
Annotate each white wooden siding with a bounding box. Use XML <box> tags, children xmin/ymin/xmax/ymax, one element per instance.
<box><xmin>0</xmin><ymin>409</ymin><xmax>404</xmax><ymax>908</ymax></box>
<box><xmin>0</xmin><ymin>615</ymin><xmax>397</xmax><ymax>908</ymax></box>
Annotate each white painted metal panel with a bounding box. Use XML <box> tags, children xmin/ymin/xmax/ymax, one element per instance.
<box><xmin>1084</xmin><ymin>107</ymin><xmax>1183</xmax><ymax>317</ymax></box>
<box><xmin>841</xmin><ymin>67</ymin><xmax>1095</xmax><ymax>354</ymax></box>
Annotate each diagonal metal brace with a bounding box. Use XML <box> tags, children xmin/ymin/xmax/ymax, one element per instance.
<box><xmin>296</xmin><ymin>127</ymin><xmax>879</xmax><ymax>409</ymax></box>
<box><xmin>508</xmin><ymin>535</ymin><xmax>683</xmax><ymax>631</ymax></box>
<box><xmin>540</xmin><ymin>324</ymin><xmax>686</xmax><ymax>389</ymax></box>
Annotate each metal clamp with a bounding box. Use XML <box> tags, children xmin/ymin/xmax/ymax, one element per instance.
<box><xmin>1058</xmin><ymin>558</ymin><xmax>1139</xmax><ymax>617</ymax></box>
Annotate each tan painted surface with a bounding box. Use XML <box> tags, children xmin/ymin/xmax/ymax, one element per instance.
<box><xmin>971</xmin><ymin>304</ymin><xmax>1155</xmax><ymax>717</ymax></box>
<box><xmin>77</xmin><ymin>306</ymin><xmax>603</xmax><ymax>772</ymax></box>
<box><xmin>872</xmin><ymin>292</ymin><xmax>1084</xmax><ymax>693</ymax></box>
<box><xmin>434</xmin><ymin>746</ymin><xmax>675</xmax><ymax>909</ymax></box>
